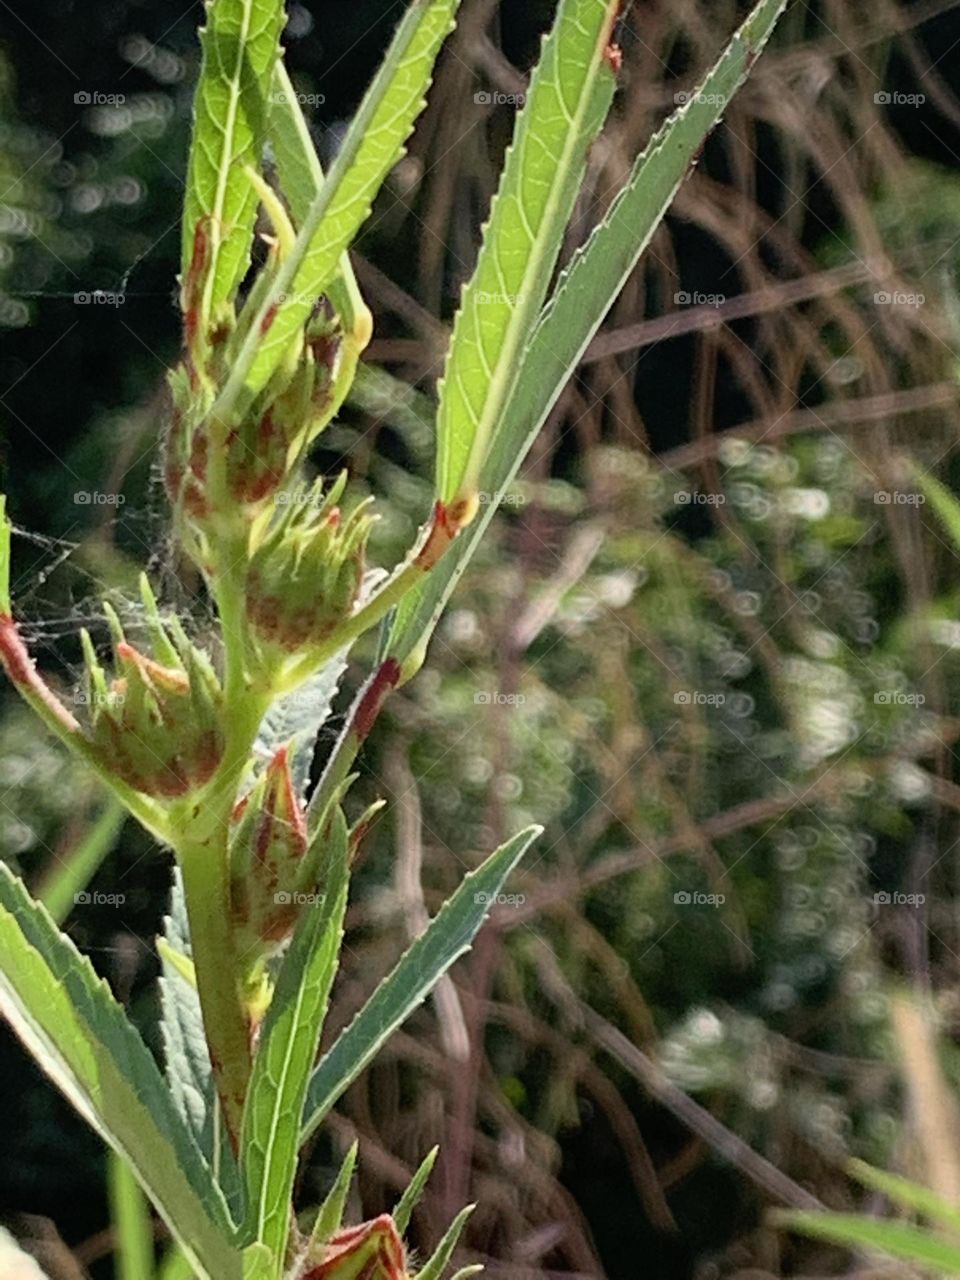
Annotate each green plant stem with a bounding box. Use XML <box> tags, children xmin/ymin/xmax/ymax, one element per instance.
<box><xmin>172</xmin><ymin>526</ymin><xmax>270</xmax><ymax>1145</ymax></box>
<box><xmin>108</xmin><ymin>1149</ymin><xmax>155</xmax><ymax>1280</ymax></box>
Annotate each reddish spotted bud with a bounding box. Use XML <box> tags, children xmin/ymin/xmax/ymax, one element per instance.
<box><xmin>230</xmin><ymin>746</ymin><xmax>308</xmax><ymax>952</ymax></box>
<box><xmin>80</xmin><ymin>581</ymin><xmax>224</xmax><ymax>798</ymax></box>
<box><xmin>230</xmin><ymin>754</ymin><xmax>349</xmax><ymax>958</ymax></box>
<box><xmin>301</xmin><ymin>1215</ymin><xmax>408</xmax><ymax>1280</ymax></box>
<box><xmin>245</xmin><ymin>472</ymin><xmax>375</xmax><ymax>656</ymax></box>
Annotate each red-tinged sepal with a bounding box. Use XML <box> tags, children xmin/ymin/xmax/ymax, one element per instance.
<box><xmin>245</xmin><ymin>472</ymin><xmax>376</xmax><ymax>657</ymax></box>
<box><xmin>301</xmin><ymin>1215</ymin><xmax>409</xmax><ymax>1280</ymax></box>
<box><xmin>79</xmin><ymin>577</ymin><xmax>224</xmax><ymax>798</ymax></box>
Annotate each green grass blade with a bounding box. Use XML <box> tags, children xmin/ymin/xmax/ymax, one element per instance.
<box><xmin>0</xmin><ymin>864</ymin><xmax>239</xmax><ymax>1279</ymax></box>
<box><xmin>214</xmin><ymin>0</ymin><xmax>460</xmax><ymax>417</ymax></box>
<box><xmin>240</xmin><ymin>813</ymin><xmax>350</xmax><ymax>1264</ymax></box>
<box><xmin>300</xmin><ymin>825</ymin><xmax>541</xmax><ymax>1145</ymax></box>
<box><xmin>435</xmin><ymin>0</ymin><xmax>619</xmax><ymax>504</ymax></box>
<box><xmin>36</xmin><ymin>798</ymin><xmax>125</xmax><ymax>925</ymax></box>
<box><xmin>847</xmin><ymin>1159</ymin><xmax>960</xmax><ymax>1235</ymax></box>
<box><xmin>914</xmin><ymin>466</ymin><xmax>960</xmax><ymax>552</ymax></box>
<box><xmin>773</xmin><ymin>1210</ymin><xmax>960</xmax><ymax>1273</ymax></box>
<box><xmin>387</xmin><ymin>0</ymin><xmax>788</xmax><ymax>671</ymax></box>
<box><xmin>108</xmin><ymin>1150</ymin><xmax>155</xmax><ymax>1280</ymax></box>
<box><xmin>181</xmin><ymin>0</ymin><xmax>285</xmax><ymax>319</ymax></box>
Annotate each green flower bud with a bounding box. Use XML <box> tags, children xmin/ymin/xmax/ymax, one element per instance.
<box><xmin>80</xmin><ymin>579</ymin><xmax>224</xmax><ymax>798</ymax></box>
<box><xmin>245</xmin><ymin>472</ymin><xmax>375</xmax><ymax>656</ymax></box>
<box><xmin>301</xmin><ymin>1215</ymin><xmax>408</xmax><ymax>1280</ymax></box>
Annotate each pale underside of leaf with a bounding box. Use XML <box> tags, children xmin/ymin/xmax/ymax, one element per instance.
<box><xmin>160</xmin><ymin>870</ymin><xmax>242</xmax><ymax>1218</ymax></box>
<box><xmin>0</xmin><ymin>864</ymin><xmax>239</xmax><ymax>1279</ymax></box>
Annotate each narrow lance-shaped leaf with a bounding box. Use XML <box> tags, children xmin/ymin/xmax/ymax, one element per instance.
<box><xmin>0</xmin><ymin>864</ymin><xmax>240</xmax><ymax>1280</ymax></box>
<box><xmin>181</xmin><ymin>0</ymin><xmax>285</xmax><ymax>321</ymax></box>
<box><xmin>772</xmin><ymin>1210</ymin><xmax>960</xmax><ymax>1274</ymax></box>
<box><xmin>847</xmin><ymin>1158</ymin><xmax>960</xmax><ymax>1235</ymax></box>
<box><xmin>393</xmin><ymin>1147</ymin><xmax>439</xmax><ymax>1235</ymax></box>
<box><xmin>240</xmin><ymin>811</ymin><xmax>350</xmax><ymax>1263</ymax></box>
<box><xmin>300</xmin><ymin>825</ymin><xmax>541</xmax><ymax>1144</ymax></box>
<box><xmin>213</xmin><ymin>0</ymin><xmax>461</xmax><ymax>419</ymax></box>
<box><xmin>388</xmin><ymin>0</ymin><xmax>789</xmax><ymax>672</ymax></box>
<box><xmin>435</xmin><ymin>0</ymin><xmax>619</xmax><ymax>505</ymax></box>
<box><xmin>310</xmin><ymin>1141</ymin><xmax>358</xmax><ymax>1245</ymax></box>
<box><xmin>416</xmin><ymin>1204</ymin><xmax>475</xmax><ymax>1280</ymax></box>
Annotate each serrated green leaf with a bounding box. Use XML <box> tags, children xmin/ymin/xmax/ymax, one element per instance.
<box><xmin>387</xmin><ymin>0</ymin><xmax>788</xmax><ymax>671</ymax></box>
<box><xmin>301</xmin><ymin>825</ymin><xmax>540</xmax><ymax>1144</ymax></box>
<box><xmin>393</xmin><ymin>1146</ymin><xmax>439</xmax><ymax>1235</ymax></box>
<box><xmin>0</xmin><ymin>864</ymin><xmax>239</xmax><ymax>1279</ymax></box>
<box><xmin>772</xmin><ymin>1210</ymin><xmax>960</xmax><ymax>1273</ymax></box>
<box><xmin>310</xmin><ymin>1140</ymin><xmax>358</xmax><ymax>1246</ymax></box>
<box><xmin>417</xmin><ymin>1204</ymin><xmax>474</xmax><ymax>1280</ymax></box>
<box><xmin>241</xmin><ymin>812</ymin><xmax>350</xmax><ymax>1264</ymax></box>
<box><xmin>215</xmin><ymin>0</ymin><xmax>460</xmax><ymax>417</ymax></box>
<box><xmin>160</xmin><ymin>871</ymin><xmax>242</xmax><ymax>1218</ymax></box>
<box><xmin>254</xmin><ymin>655</ymin><xmax>347</xmax><ymax>797</ymax></box>
<box><xmin>435</xmin><ymin>0</ymin><xmax>618</xmax><ymax>503</ymax></box>
<box><xmin>181</xmin><ymin>0</ymin><xmax>285</xmax><ymax>318</ymax></box>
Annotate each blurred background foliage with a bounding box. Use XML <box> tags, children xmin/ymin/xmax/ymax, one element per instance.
<box><xmin>6</xmin><ymin>0</ymin><xmax>960</xmax><ymax>1277</ymax></box>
